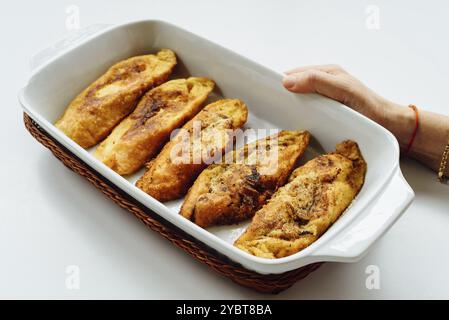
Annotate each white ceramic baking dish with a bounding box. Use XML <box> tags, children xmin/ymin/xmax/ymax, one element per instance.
<box><xmin>18</xmin><ymin>20</ymin><xmax>414</xmax><ymax>274</ymax></box>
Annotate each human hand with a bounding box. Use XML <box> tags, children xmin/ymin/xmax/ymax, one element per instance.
<box><xmin>282</xmin><ymin>64</ymin><xmax>449</xmax><ymax>180</ymax></box>
<box><xmin>282</xmin><ymin>64</ymin><xmax>392</xmax><ymax>123</ymax></box>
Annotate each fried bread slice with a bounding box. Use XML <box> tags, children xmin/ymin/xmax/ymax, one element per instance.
<box><xmin>95</xmin><ymin>77</ymin><xmax>214</xmax><ymax>175</ymax></box>
<box><xmin>235</xmin><ymin>140</ymin><xmax>367</xmax><ymax>259</ymax></box>
<box><xmin>55</xmin><ymin>49</ymin><xmax>177</xmax><ymax>148</ymax></box>
<box><xmin>136</xmin><ymin>99</ymin><xmax>248</xmax><ymax>201</ymax></box>
<box><xmin>180</xmin><ymin>130</ymin><xmax>310</xmax><ymax>227</ymax></box>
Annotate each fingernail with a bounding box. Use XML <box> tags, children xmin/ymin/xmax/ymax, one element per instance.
<box><xmin>283</xmin><ymin>75</ymin><xmax>296</xmax><ymax>89</ymax></box>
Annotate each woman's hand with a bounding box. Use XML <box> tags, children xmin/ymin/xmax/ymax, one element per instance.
<box><xmin>282</xmin><ymin>65</ymin><xmax>449</xmax><ymax>179</ymax></box>
<box><xmin>283</xmin><ymin>65</ymin><xmax>392</xmax><ymax>124</ymax></box>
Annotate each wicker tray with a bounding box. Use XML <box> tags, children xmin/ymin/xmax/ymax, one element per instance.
<box><xmin>23</xmin><ymin>112</ymin><xmax>323</xmax><ymax>294</ymax></box>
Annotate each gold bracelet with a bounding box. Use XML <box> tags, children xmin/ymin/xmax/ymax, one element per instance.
<box><xmin>438</xmin><ymin>139</ymin><xmax>449</xmax><ymax>183</ymax></box>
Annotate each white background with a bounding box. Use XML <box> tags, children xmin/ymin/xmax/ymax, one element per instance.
<box><xmin>1</xmin><ymin>0</ymin><xmax>448</xmax><ymax>299</ymax></box>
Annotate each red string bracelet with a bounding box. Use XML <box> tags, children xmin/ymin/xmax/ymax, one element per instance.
<box><xmin>404</xmin><ymin>104</ymin><xmax>419</xmax><ymax>156</ymax></box>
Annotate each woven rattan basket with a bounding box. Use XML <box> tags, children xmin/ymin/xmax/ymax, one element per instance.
<box><xmin>23</xmin><ymin>112</ymin><xmax>323</xmax><ymax>294</ymax></box>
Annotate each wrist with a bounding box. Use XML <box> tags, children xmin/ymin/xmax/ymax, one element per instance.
<box><xmin>379</xmin><ymin>100</ymin><xmax>416</xmax><ymax>150</ymax></box>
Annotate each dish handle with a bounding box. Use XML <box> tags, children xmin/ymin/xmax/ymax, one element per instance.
<box><xmin>309</xmin><ymin>167</ymin><xmax>414</xmax><ymax>261</ymax></box>
<box><xmin>29</xmin><ymin>24</ymin><xmax>111</xmax><ymax>71</ymax></box>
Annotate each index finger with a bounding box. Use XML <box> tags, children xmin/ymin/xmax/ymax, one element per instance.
<box><xmin>285</xmin><ymin>64</ymin><xmax>343</xmax><ymax>75</ymax></box>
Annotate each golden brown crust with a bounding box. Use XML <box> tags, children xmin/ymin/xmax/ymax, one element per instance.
<box><xmin>180</xmin><ymin>131</ymin><xmax>311</xmax><ymax>227</ymax></box>
<box><xmin>55</xmin><ymin>49</ymin><xmax>177</xmax><ymax>148</ymax></box>
<box><xmin>94</xmin><ymin>78</ymin><xmax>214</xmax><ymax>175</ymax></box>
<box><xmin>135</xmin><ymin>99</ymin><xmax>248</xmax><ymax>201</ymax></box>
<box><xmin>234</xmin><ymin>140</ymin><xmax>367</xmax><ymax>259</ymax></box>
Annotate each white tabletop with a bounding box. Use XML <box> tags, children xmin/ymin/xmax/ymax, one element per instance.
<box><xmin>1</xmin><ymin>0</ymin><xmax>448</xmax><ymax>299</ymax></box>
